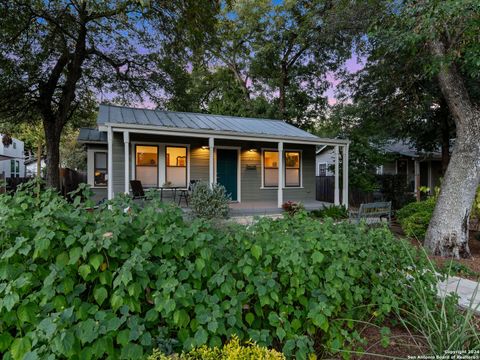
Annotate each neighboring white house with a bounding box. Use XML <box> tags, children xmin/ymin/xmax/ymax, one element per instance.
<box><xmin>316</xmin><ymin>140</ymin><xmax>443</xmax><ymax>197</ymax></box>
<box><xmin>0</xmin><ymin>135</ymin><xmax>25</xmax><ymax>179</ymax></box>
<box><xmin>25</xmin><ymin>155</ymin><xmax>46</xmax><ymax>177</ymax></box>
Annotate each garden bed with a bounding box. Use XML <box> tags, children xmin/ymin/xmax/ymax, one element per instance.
<box><xmin>391</xmin><ymin>220</ymin><xmax>480</xmax><ymax>280</ymax></box>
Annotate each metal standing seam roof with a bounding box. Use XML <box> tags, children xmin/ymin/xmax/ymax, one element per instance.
<box><xmin>97</xmin><ymin>104</ymin><xmax>320</xmax><ymax>140</ymax></box>
<box><xmin>78</xmin><ymin>128</ymin><xmax>108</xmax><ymax>143</ymax></box>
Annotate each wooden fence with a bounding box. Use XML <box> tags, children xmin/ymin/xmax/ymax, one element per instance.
<box><xmin>315</xmin><ymin>176</ymin><xmax>374</xmax><ymax>208</ymax></box>
<box><xmin>2</xmin><ymin>168</ymin><xmax>86</xmax><ymax>199</ymax></box>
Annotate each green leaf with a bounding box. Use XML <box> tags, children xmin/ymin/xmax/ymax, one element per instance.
<box><xmin>111</xmin><ymin>293</ymin><xmax>124</xmax><ymax>311</ymax></box>
<box><xmin>276</xmin><ymin>327</ymin><xmax>286</xmax><ymax>341</ymax></box>
<box><xmin>194</xmin><ymin>327</ymin><xmax>208</xmax><ymax>346</ymax></box>
<box><xmin>68</xmin><ymin>247</ymin><xmax>82</xmax><ymax>265</ymax></box>
<box><xmin>173</xmin><ymin>309</ymin><xmax>190</xmax><ymax>328</ymax></box>
<box><xmin>89</xmin><ymin>254</ymin><xmax>104</xmax><ymax>271</ymax></box>
<box><xmin>207</xmin><ymin>320</ymin><xmax>218</xmax><ymax>333</ymax></box>
<box><xmin>93</xmin><ymin>287</ymin><xmax>108</xmax><ymax>306</ymax></box>
<box><xmin>251</xmin><ymin>244</ymin><xmax>262</xmax><ymax>260</ymax></box>
<box><xmin>3</xmin><ymin>292</ymin><xmax>19</xmax><ymax>312</ymax></box>
<box><xmin>195</xmin><ymin>258</ymin><xmax>205</xmax><ymax>272</ymax></box>
<box><xmin>0</xmin><ymin>332</ymin><xmax>13</xmax><ymax>352</ymax></box>
<box><xmin>17</xmin><ymin>303</ymin><xmax>37</xmax><ymax>325</ymax></box>
<box><xmin>78</xmin><ymin>264</ymin><xmax>91</xmax><ymax>280</ymax></box>
<box><xmin>116</xmin><ymin>329</ymin><xmax>130</xmax><ymax>347</ymax></box>
<box><xmin>312</xmin><ymin>251</ymin><xmax>325</xmax><ymax>264</ymax></box>
<box><xmin>11</xmin><ymin>337</ymin><xmax>31</xmax><ymax>360</ymax></box>
<box><xmin>245</xmin><ymin>312</ymin><xmax>255</xmax><ymax>326</ymax></box>
<box><xmin>120</xmin><ymin>343</ymin><xmax>143</xmax><ymax>359</ymax></box>
<box><xmin>291</xmin><ymin>318</ymin><xmax>302</xmax><ymax>331</ymax></box>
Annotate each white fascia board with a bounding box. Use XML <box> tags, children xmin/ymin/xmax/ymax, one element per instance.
<box><xmin>100</xmin><ymin>122</ymin><xmax>350</xmax><ymax>146</ymax></box>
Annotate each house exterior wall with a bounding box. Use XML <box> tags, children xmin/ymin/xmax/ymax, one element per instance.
<box><xmin>0</xmin><ymin>135</ymin><xmax>25</xmax><ymax>178</ymax></box>
<box><xmin>86</xmin><ymin>132</ymin><xmax>317</xmax><ymax>203</ymax></box>
<box><xmin>315</xmin><ymin>149</ymin><xmax>335</xmax><ymax>176</ymax></box>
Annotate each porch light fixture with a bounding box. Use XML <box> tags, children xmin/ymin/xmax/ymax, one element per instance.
<box><xmin>248</xmin><ymin>148</ymin><xmax>257</xmax><ymax>152</ymax></box>
<box><xmin>201</xmin><ymin>145</ymin><xmax>208</xmax><ymax>149</ymax></box>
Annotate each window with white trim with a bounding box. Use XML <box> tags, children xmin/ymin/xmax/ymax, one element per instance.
<box><xmin>166</xmin><ymin>146</ymin><xmax>187</xmax><ymax>187</ymax></box>
<box><xmin>10</xmin><ymin>160</ymin><xmax>20</xmax><ymax>178</ymax></box>
<box><xmin>135</xmin><ymin>145</ymin><xmax>158</xmax><ymax>187</ymax></box>
<box><xmin>318</xmin><ymin>163</ymin><xmax>327</xmax><ymax>176</ymax></box>
<box><xmin>285</xmin><ymin>151</ymin><xmax>301</xmax><ymax>187</ymax></box>
<box><xmin>94</xmin><ymin>152</ymin><xmax>107</xmax><ymax>187</ymax></box>
<box><xmin>263</xmin><ymin>150</ymin><xmax>279</xmax><ymax>187</ymax></box>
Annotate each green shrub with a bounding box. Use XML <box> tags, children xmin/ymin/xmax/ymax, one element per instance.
<box><xmin>148</xmin><ymin>335</ymin><xmax>285</xmax><ymax>359</ymax></box>
<box><xmin>190</xmin><ymin>181</ymin><xmax>230</xmax><ymax>219</ymax></box>
<box><xmin>310</xmin><ymin>205</ymin><xmax>348</xmax><ymax>220</ymax></box>
<box><xmin>397</xmin><ymin>197</ymin><xmax>436</xmax><ymax>240</ymax></box>
<box><xmin>0</xmin><ymin>182</ymin><xmax>437</xmax><ymax>359</ymax></box>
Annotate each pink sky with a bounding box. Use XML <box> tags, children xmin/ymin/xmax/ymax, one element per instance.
<box><xmin>97</xmin><ymin>53</ymin><xmax>364</xmax><ymax>109</ymax></box>
<box><xmin>324</xmin><ymin>53</ymin><xmax>365</xmax><ymax>105</ymax></box>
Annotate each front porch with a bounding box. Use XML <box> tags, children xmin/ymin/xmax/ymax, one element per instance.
<box><xmin>228</xmin><ymin>199</ymin><xmax>329</xmax><ymax>216</ymax></box>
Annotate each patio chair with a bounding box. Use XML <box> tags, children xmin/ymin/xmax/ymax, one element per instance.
<box><xmin>130</xmin><ymin>180</ymin><xmax>146</xmax><ymax>199</ymax></box>
<box><xmin>177</xmin><ymin>180</ymin><xmax>198</xmax><ymax>207</ymax></box>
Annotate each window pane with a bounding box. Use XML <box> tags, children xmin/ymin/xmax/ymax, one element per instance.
<box><xmin>285</xmin><ymin>151</ymin><xmax>300</xmax><ymax>187</ymax></box>
<box><xmin>15</xmin><ymin>161</ymin><xmax>19</xmax><ymax>173</ymax></box>
<box><xmin>94</xmin><ymin>170</ymin><xmax>107</xmax><ymax>186</ymax></box>
<box><xmin>166</xmin><ymin>167</ymin><xmax>187</xmax><ymax>187</ymax></box>
<box><xmin>319</xmin><ymin>164</ymin><xmax>326</xmax><ymax>176</ymax></box>
<box><xmin>264</xmin><ymin>169</ymin><xmax>278</xmax><ymax>187</ymax></box>
<box><xmin>264</xmin><ymin>151</ymin><xmax>278</xmax><ymax>168</ymax></box>
<box><xmin>11</xmin><ymin>160</ymin><xmax>14</xmax><ymax>173</ymax></box>
<box><xmin>94</xmin><ymin>152</ymin><xmax>108</xmax><ymax>186</ymax></box>
<box><xmin>285</xmin><ymin>152</ymin><xmax>299</xmax><ymax>168</ymax></box>
<box><xmin>136</xmin><ymin>146</ymin><xmax>158</xmax><ymax>187</ymax></box>
<box><xmin>286</xmin><ymin>169</ymin><xmax>300</xmax><ymax>186</ymax></box>
<box><xmin>95</xmin><ymin>153</ymin><xmax>107</xmax><ymax>169</ymax></box>
<box><xmin>166</xmin><ymin>147</ymin><xmax>187</xmax><ymax>167</ymax></box>
<box><xmin>136</xmin><ymin>146</ymin><xmax>158</xmax><ymax>166</ymax></box>
<box><xmin>166</xmin><ymin>147</ymin><xmax>187</xmax><ymax>187</ymax></box>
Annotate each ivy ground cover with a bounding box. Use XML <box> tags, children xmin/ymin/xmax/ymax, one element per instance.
<box><xmin>0</xmin><ymin>184</ymin><xmax>436</xmax><ymax>359</ymax></box>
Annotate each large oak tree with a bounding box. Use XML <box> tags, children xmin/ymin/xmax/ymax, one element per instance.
<box><xmin>364</xmin><ymin>0</ymin><xmax>480</xmax><ymax>257</ymax></box>
<box><xmin>0</xmin><ymin>0</ymin><xmax>218</xmax><ymax>189</ymax></box>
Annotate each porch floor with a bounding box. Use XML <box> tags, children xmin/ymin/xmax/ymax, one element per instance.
<box><xmin>229</xmin><ymin>200</ymin><xmax>330</xmax><ymax>216</ymax></box>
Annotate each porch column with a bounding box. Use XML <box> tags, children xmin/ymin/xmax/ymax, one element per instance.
<box><xmin>342</xmin><ymin>144</ymin><xmax>349</xmax><ymax>208</ymax></box>
<box><xmin>209</xmin><ymin>137</ymin><xmax>215</xmax><ymax>187</ymax></box>
<box><xmin>334</xmin><ymin>145</ymin><xmax>340</xmax><ymax>205</ymax></box>
<box><xmin>277</xmin><ymin>141</ymin><xmax>284</xmax><ymax>208</ymax></box>
<box><xmin>107</xmin><ymin>126</ymin><xmax>113</xmax><ymax>200</ymax></box>
<box><xmin>123</xmin><ymin>131</ymin><xmax>129</xmax><ymax>194</ymax></box>
<box><xmin>414</xmin><ymin>159</ymin><xmax>420</xmax><ymax>201</ymax></box>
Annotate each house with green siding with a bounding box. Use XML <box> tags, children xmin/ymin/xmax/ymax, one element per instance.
<box><xmin>78</xmin><ymin>104</ymin><xmax>349</xmax><ymax>211</ymax></box>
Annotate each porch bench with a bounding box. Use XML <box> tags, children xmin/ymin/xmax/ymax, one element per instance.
<box><xmin>350</xmin><ymin>201</ymin><xmax>392</xmax><ymax>225</ymax></box>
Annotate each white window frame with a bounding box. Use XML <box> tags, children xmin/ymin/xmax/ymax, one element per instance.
<box><xmin>260</xmin><ymin>148</ymin><xmax>303</xmax><ymax>189</ymax></box>
<box><xmin>87</xmin><ymin>149</ymin><xmax>108</xmax><ymax>188</ymax></box>
<box><xmin>318</xmin><ymin>162</ymin><xmax>328</xmax><ymax>177</ymax></box>
<box><xmin>130</xmin><ymin>141</ymin><xmax>190</xmax><ymax>189</ymax></box>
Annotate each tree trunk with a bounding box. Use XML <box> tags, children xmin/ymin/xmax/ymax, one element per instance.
<box><xmin>424</xmin><ymin>40</ymin><xmax>480</xmax><ymax>258</ymax></box>
<box><xmin>43</xmin><ymin>120</ymin><xmax>62</xmax><ymax>190</ymax></box>
<box><xmin>36</xmin><ymin>140</ymin><xmax>42</xmax><ymax>178</ymax></box>
<box><xmin>439</xmin><ymin>99</ymin><xmax>451</xmax><ymax>175</ymax></box>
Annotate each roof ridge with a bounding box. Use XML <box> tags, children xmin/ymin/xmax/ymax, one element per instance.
<box><xmin>99</xmin><ymin>103</ymin><xmax>286</xmax><ymax>123</ymax></box>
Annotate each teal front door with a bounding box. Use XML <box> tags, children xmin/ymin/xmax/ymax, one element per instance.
<box><xmin>216</xmin><ymin>149</ymin><xmax>238</xmax><ymax>201</ymax></box>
